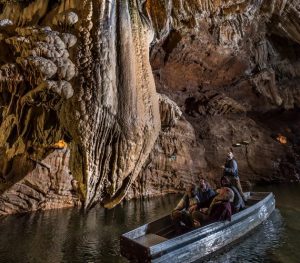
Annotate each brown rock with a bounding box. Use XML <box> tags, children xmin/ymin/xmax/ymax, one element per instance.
<box><xmin>0</xmin><ymin>149</ymin><xmax>80</xmax><ymax>216</ymax></box>
<box><xmin>0</xmin><ymin>0</ymin><xmax>299</xmax><ymax>215</ymax></box>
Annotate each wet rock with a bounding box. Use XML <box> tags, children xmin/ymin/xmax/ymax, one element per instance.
<box><xmin>0</xmin><ymin>0</ymin><xmax>300</xmax><ymax>214</ymax></box>
<box><xmin>0</xmin><ymin>149</ymin><xmax>80</xmax><ymax>216</ymax></box>
<box><xmin>0</xmin><ymin>19</ymin><xmax>13</xmax><ymax>27</ymax></box>
<box><xmin>53</xmin><ymin>11</ymin><xmax>79</xmax><ymax>27</ymax></box>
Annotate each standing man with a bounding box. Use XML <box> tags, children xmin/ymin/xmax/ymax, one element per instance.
<box><xmin>222</xmin><ymin>151</ymin><xmax>247</xmax><ymax>201</ymax></box>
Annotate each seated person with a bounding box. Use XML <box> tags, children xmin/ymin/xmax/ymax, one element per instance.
<box><xmin>192</xmin><ymin>187</ymin><xmax>233</xmax><ymax>227</ymax></box>
<box><xmin>196</xmin><ymin>178</ymin><xmax>216</xmax><ymax>208</ymax></box>
<box><xmin>220</xmin><ymin>176</ymin><xmax>245</xmax><ymax>213</ymax></box>
<box><xmin>171</xmin><ymin>185</ymin><xmax>200</xmax><ymax>232</ymax></box>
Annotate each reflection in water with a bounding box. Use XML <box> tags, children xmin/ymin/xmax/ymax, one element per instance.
<box><xmin>203</xmin><ymin>210</ymin><xmax>284</xmax><ymax>263</ymax></box>
<box><xmin>0</xmin><ymin>195</ymin><xmax>181</xmax><ymax>263</ymax></box>
<box><xmin>0</xmin><ymin>184</ymin><xmax>299</xmax><ymax>263</ymax></box>
<box><xmin>0</xmin><ymin>209</ymin><xmax>74</xmax><ymax>263</ymax></box>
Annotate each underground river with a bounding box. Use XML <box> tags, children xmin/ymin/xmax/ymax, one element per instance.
<box><xmin>0</xmin><ymin>184</ymin><xmax>299</xmax><ymax>263</ymax></box>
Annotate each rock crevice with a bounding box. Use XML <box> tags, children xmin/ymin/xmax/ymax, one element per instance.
<box><xmin>0</xmin><ymin>0</ymin><xmax>299</xmax><ymax>215</ymax></box>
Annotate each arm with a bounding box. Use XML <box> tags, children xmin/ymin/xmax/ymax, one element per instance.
<box><xmin>174</xmin><ymin>195</ymin><xmax>187</xmax><ymax>211</ymax></box>
<box><xmin>208</xmin><ymin>189</ymin><xmax>216</xmax><ymax>198</ymax></box>
<box><xmin>188</xmin><ymin>195</ymin><xmax>200</xmax><ymax>213</ymax></box>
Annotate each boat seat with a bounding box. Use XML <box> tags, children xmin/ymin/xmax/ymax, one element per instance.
<box><xmin>155</xmin><ymin>225</ymin><xmax>174</xmax><ymax>236</ymax></box>
<box><xmin>134</xmin><ymin>233</ymin><xmax>168</xmax><ymax>247</ymax></box>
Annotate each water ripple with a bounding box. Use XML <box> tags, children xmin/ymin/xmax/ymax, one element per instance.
<box><xmin>0</xmin><ymin>185</ymin><xmax>300</xmax><ymax>263</ymax></box>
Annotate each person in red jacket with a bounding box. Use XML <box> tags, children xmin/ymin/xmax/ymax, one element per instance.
<box><xmin>221</xmin><ymin>176</ymin><xmax>245</xmax><ymax>213</ymax></box>
<box><xmin>192</xmin><ymin>187</ymin><xmax>233</xmax><ymax>227</ymax></box>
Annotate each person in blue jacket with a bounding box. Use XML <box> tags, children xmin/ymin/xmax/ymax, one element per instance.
<box><xmin>222</xmin><ymin>151</ymin><xmax>246</xmax><ymax>201</ymax></box>
<box><xmin>195</xmin><ymin>178</ymin><xmax>216</xmax><ymax>208</ymax></box>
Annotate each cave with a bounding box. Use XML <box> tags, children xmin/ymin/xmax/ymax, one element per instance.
<box><xmin>0</xmin><ymin>0</ymin><xmax>300</xmax><ymax>262</ymax></box>
<box><xmin>0</xmin><ymin>0</ymin><xmax>298</xmax><ymax>215</ymax></box>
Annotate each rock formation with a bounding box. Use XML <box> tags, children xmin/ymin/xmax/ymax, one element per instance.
<box><xmin>0</xmin><ymin>0</ymin><xmax>300</xmax><ymax>215</ymax></box>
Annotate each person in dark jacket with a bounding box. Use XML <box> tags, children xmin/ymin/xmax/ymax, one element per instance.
<box><xmin>221</xmin><ymin>176</ymin><xmax>245</xmax><ymax>213</ymax></box>
<box><xmin>192</xmin><ymin>187</ymin><xmax>233</xmax><ymax>226</ymax></box>
<box><xmin>222</xmin><ymin>151</ymin><xmax>246</xmax><ymax>201</ymax></box>
<box><xmin>195</xmin><ymin>179</ymin><xmax>216</xmax><ymax>208</ymax></box>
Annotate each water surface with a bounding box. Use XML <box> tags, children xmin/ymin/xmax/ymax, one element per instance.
<box><xmin>0</xmin><ymin>184</ymin><xmax>299</xmax><ymax>263</ymax></box>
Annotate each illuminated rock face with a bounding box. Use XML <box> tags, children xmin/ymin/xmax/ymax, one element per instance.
<box><xmin>0</xmin><ymin>0</ymin><xmax>160</xmax><ymax>214</ymax></box>
<box><xmin>0</xmin><ymin>0</ymin><xmax>300</xmax><ymax>214</ymax></box>
<box><xmin>0</xmin><ymin>149</ymin><xmax>81</xmax><ymax>215</ymax></box>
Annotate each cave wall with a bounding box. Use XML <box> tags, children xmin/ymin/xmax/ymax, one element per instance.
<box><xmin>0</xmin><ymin>0</ymin><xmax>300</xmax><ymax>215</ymax></box>
<box><xmin>0</xmin><ymin>0</ymin><xmax>161</xmax><ymax>215</ymax></box>
<box><xmin>131</xmin><ymin>0</ymin><xmax>300</xmax><ymax>198</ymax></box>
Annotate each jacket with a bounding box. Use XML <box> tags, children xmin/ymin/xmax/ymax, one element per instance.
<box><xmin>224</xmin><ymin>158</ymin><xmax>238</xmax><ymax>177</ymax></box>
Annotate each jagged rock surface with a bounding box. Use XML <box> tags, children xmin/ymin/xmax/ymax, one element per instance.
<box><xmin>0</xmin><ymin>0</ymin><xmax>161</xmax><ymax>214</ymax></box>
<box><xmin>0</xmin><ymin>149</ymin><xmax>80</xmax><ymax>215</ymax></box>
<box><xmin>0</xmin><ymin>0</ymin><xmax>300</xmax><ymax>214</ymax></box>
<box><xmin>133</xmin><ymin>0</ymin><xmax>300</xmax><ymax>197</ymax></box>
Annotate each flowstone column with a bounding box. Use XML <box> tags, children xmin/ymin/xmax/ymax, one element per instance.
<box><xmin>0</xmin><ymin>0</ymin><xmax>160</xmax><ymax>212</ymax></box>
<box><xmin>62</xmin><ymin>0</ymin><xmax>161</xmax><ymax>209</ymax></box>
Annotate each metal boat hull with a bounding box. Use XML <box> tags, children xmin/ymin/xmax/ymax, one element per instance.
<box><xmin>120</xmin><ymin>192</ymin><xmax>275</xmax><ymax>262</ymax></box>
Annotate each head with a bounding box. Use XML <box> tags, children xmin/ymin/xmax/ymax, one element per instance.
<box><xmin>216</xmin><ymin>187</ymin><xmax>234</xmax><ymax>202</ymax></box>
<box><xmin>220</xmin><ymin>176</ymin><xmax>231</xmax><ymax>187</ymax></box>
<box><xmin>199</xmin><ymin>178</ymin><xmax>208</xmax><ymax>191</ymax></box>
<box><xmin>226</xmin><ymin>151</ymin><xmax>234</xmax><ymax>160</ymax></box>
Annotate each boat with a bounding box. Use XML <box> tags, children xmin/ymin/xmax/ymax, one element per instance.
<box><xmin>120</xmin><ymin>192</ymin><xmax>275</xmax><ymax>262</ymax></box>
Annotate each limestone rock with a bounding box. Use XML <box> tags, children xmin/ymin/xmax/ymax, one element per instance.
<box><xmin>17</xmin><ymin>56</ymin><xmax>58</xmax><ymax>80</ymax></box>
<box><xmin>0</xmin><ymin>19</ymin><xmax>13</xmax><ymax>27</ymax></box>
<box><xmin>0</xmin><ymin>0</ymin><xmax>299</xmax><ymax>215</ymax></box>
<box><xmin>0</xmin><ymin>149</ymin><xmax>80</xmax><ymax>216</ymax></box>
<box><xmin>53</xmin><ymin>11</ymin><xmax>79</xmax><ymax>27</ymax></box>
<box><xmin>158</xmin><ymin>94</ymin><xmax>182</xmax><ymax>131</ymax></box>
